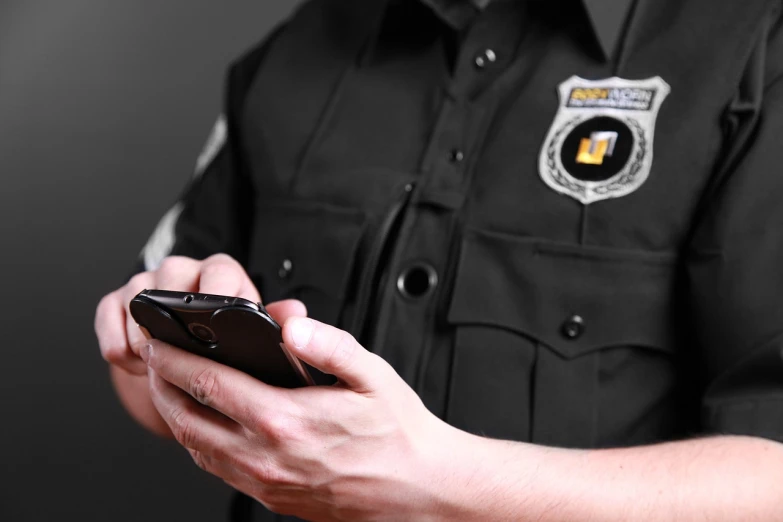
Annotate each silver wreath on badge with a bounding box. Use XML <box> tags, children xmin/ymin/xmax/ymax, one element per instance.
<box><xmin>543</xmin><ymin>115</ymin><xmax>648</xmax><ymax>203</ymax></box>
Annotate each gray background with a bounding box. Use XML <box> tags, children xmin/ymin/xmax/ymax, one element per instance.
<box><xmin>0</xmin><ymin>1</ymin><xmax>297</xmax><ymax>520</ymax></box>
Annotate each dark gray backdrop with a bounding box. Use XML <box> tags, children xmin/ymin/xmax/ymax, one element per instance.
<box><xmin>0</xmin><ymin>2</ymin><xmax>298</xmax><ymax>520</ymax></box>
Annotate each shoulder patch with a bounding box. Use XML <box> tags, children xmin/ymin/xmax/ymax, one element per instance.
<box><xmin>195</xmin><ymin>114</ymin><xmax>227</xmax><ymax>178</ymax></box>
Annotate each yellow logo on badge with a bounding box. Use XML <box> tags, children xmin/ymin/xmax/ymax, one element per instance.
<box><xmin>575</xmin><ymin>131</ymin><xmax>618</xmax><ymax>165</ymax></box>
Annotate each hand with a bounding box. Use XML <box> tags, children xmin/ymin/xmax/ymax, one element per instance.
<box><xmin>95</xmin><ymin>253</ymin><xmax>278</xmax><ymax>375</ymax></box>
<box><xmin>94</xmin><ymin>254</ymin><xmax>307</xmax><ymax>437</ymax></box>
<box><xmin>142</xmin><ymin>317</ymin><xmax>458</xmax><ymax>521</ymax></box>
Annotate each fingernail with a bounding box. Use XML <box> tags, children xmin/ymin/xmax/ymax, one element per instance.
<box><xmin>290</xmin><ymin>318</ymin><xmax>314</xmax><ymax>350</ymax></box>
<box><xmin>139</xmin><ymin>343</ymin><xmax>152</xmax><ymax>363</ymax></box>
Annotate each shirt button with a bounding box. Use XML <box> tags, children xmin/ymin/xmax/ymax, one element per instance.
<box><xmin>449</xmin><ymin>149</ymin><xmax>465</xmax><ymax>163</ymax></box>
<box><xmin>397</xmin><ymin>263</ymin><xmax>438</xmax><ymax>300</ymax></box>
<box><xmin>278</xmin><ymin>258</ymin><xmax>293</xmax><ymax>279</ymax></box>
<box><xmin>561</xmin><ymin>315</ymin><xmax>585</xmax><ymax>340</ymax></box>
<box><xmin>474</xmin><ymin>49</ymin><xmax>497</xmax><ymax>69</ymax></box>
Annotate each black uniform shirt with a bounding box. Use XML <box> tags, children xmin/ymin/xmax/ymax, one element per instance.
<box><xmin>137</xmin><ymin>0</ymin><xmax>783</xmax><ymax>519</ymax></box>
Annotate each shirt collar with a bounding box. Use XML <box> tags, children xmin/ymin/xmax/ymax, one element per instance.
<box><xmin>419</xmin><ymin>0</ymin><xmax>637</xmax><ymax>62</ymax></box>
<box><xmin>417</xmin><ymin>0</ymin><xmax>484</xmax><ymax>30</ymax></box>
<box><xmin>581</xmin><ymin>0</ymin><xmax>637</xmax><ymax>62</ymax></box>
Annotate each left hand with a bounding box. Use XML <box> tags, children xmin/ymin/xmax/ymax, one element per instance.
<box><xmin>141</xmin><ymin>314</ymin><xmax>458</xmax><ymax>521</ymax></box>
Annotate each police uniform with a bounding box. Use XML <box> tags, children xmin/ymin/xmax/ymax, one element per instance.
<box><xmin>138</xmin><ymin>0</ymin><xmax>783</xmax><ymax>520</ymax></box>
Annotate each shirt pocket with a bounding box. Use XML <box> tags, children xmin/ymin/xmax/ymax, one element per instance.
<box><xmin>445</xmin><ymin>227</ymin><xmax>680</xmax><ymax>447</ymax></box>
<box><xmin>247</xmin><ymin>199</ymin><xmax>367</xmax><ymax>328</ymax></box>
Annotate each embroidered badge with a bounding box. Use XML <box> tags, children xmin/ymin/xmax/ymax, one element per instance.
<box><xmin>538</xmin><ymin>76</ymin><xmax>670</xmax><ymax>204</ymax></box>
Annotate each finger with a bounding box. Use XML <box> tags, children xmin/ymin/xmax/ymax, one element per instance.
<box><xmin>124</xmin><ymin>272</ymin><xmax>156</xmax><ymax>361</ymax></box>
<box><xmin>190</xmin><ymin>452</ymin><xmax>291</xmax><ymax>519</ymax></box>
<box><xmin>95</xmin><ymin>290</ymin><xmax>147</xmax><ymax>375</ymax></box>
<box><xmin>148</xmin><ymin>366</ymin><xmax>246</xmax><ymax>459</ymax></box>
<box><xmin>187</xmin><ymin>449</ymin><xmax>253</xmax><ymax>489</ymax></box>
<box><xmin>189</xmin><ymin>450</ymin><xmax>311</xmax><ymax>520</ymax></box>
<box><xmin>282</xmin><ymin>318</ymin><xmax>387</xmax><ymax>393</ymax></box>
<box><xmin>198</xmin><ymin>254</ymin><xmax>260</xmax><ymax>302</ymax></box>
<box><xmin>185</xmin><ymin>449</ymin><xmax>282</xmax><ymax>509</ymax></box>
<box><xmin>143</xmin><ymin>339</ymin><xmax>285</xmax><ymax>428</ymax></box>
<box><xmin>265</xmin><ymin>300</ymin><xmax>307</xmax><ymax>325</ymax></box>
<box><xmin>154</xmin><ymin>256</ymin><xmax>203</xmax><ymax>291</ymax></box>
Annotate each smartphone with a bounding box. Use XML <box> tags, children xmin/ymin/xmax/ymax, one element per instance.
<box><xmin>129</xmin><ymin>289</ymin><xmax>314</xmax><ymax>388</ymax></box>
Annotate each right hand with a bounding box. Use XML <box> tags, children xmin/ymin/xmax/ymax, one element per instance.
<box><xmin>95</xmin><ymin>254</ymin><xmax>306</xmax><ymax>376</ymax></box>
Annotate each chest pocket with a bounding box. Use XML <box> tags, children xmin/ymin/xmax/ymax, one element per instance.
<box><xmin>445</xmin><ymin>228</ymin><xmax>681</xmax><ymax>448</ymax></box>
<box><xmin>247</xmin><ymin>200</ymin><xmax>367</xmax><ymax>328</ymax></box>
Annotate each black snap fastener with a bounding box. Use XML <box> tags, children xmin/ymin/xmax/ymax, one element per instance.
<box><xmin>474</xmin><ymin>48</ymin><xmax>497</xmax><ymax>68</ymax></box>
<box><xmin>397</xmin><ymin>263</ymin><xmax>438</xmax><ymax>300</ymax></box>
<box><xmin>561</xmin><ymin>315</ymin><xmax>585</xmax><ymax>340</ymax></box>
<box><xmin>449</xmin><ymin>149</ymin><xmax>465</xmax><ymax>163</ymax></box>
<box><xmin>278</xmin><ymin>258</ymin><xmax>293</xmax><ymax>279</ymax></box>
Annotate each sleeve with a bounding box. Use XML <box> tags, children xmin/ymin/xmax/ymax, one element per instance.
<box><xmin>687</xmin><ymin>7</ymin><xmax>783</xmax><ymax>442</ymax></box>
<box><xmin>134</xmin><ymin>28</ymin><xmax>284</xmax><ymax>274</ymax></box>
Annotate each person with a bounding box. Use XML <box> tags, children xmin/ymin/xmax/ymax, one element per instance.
<box><xmin>95</xmin><ymin>0</ymin><xmax>783</xmax><ymax>520</ymax></box>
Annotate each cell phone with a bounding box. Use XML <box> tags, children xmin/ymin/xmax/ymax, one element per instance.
<box><xmin>129</xmin><ymin>289</ymin><xmax>314</xmax><ymax>388</ymax></box>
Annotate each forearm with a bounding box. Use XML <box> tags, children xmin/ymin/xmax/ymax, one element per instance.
<box><xmin>110</xmin><ymin>365</ymin><xmax>173</xmax><ymax>439</ymax></box>
<box><xmin>435</xmin><ymin>429</ymin><xmax>783</xmax><ymax>521</ymax></box>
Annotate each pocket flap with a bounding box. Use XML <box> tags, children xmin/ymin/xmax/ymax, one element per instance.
<box><xmin>248</xmin><ymin>200</ymin><xmax>367</xmax><ymax>324</ymax></box>
<box><xmin>447</xmin><ymin>229</ymin><xmax>678</xmax><ymax>359</ymax></box>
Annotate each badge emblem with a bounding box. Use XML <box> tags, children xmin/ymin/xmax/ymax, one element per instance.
<box><xmin>538</xmin><ymin>76</ymin><xmax>670</xmax><ymax>204</ymax></box>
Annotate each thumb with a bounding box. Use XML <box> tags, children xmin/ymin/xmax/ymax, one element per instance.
<box><xmin>282</xmin><ymin>317</ymin><xmax>384</xmax><ymax>393</ymax></box>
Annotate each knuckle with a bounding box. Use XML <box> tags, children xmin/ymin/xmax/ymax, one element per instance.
<box><xmin>189</xmin><ymin>450</ymin><xmax>209</xmax><ymax>472</ymax></box>
<box><xmin>259</xmin><ymin>496</ymin><xmax>282</xmax><ymax>515</ymax></box>
<box><xmin>94</xmin><ymin>292</ymin><xmax>113</xmax><ymax>324</ymax></box>
<box><xmin>156</xmin><ymin>256</ymin><xmax>183</xmax><ymax>277</ymax></box>
<box><xmin>127</xmin><ymin>337</ymin><xmax>148</xmax><ymax>358</ymax></box>
<box><xmin>205</xmin><ymin>253</ymin><xmax>238</xmax><ymax>267</ymax></box>
<box><xmin>326</xmin><ymin>332</ymin><xmax>358</xmax><ymax>372</ymax></box>
<box><xmin>95</xmin><ymin>294</ymin><xmax>118</xmax><ymax>337</ymax></box>
<box><xmin>198</xmin><ymin>261</ymin><xmax>224</xmax><ymax>281</ymax></box>
<box><xmin>247</xmin><ymin>459</ymin><xmax>288</xmax><ymax>487</ymax></box>
<box><xmin>127</xmin><ymin>272</ymin><xmax>152</xmax><ymax>292</ymax></box>
<box><xmin>102</xmin><ymin>342</ymin><xmax>129</xmax><ymax>365</ymax></box>
<box><xmin>190</xmin><ymin>368</ymin><xmax>219</xmax><ymax>406</ymax></box>
<box><xmin>262</xmin><ymin>413</ymin><xmax>292</xmax><ymax>442</ymax></box>
<box><xmin>96</xmin><ymin>301</ymin><xmax>131</xmax><ymax>364</ymax></box>
<box><xmin>200</xmin><ymin>255</ymin><xmax>241</xmax><ymax>280</ymax></box>
<box><xmin>170</xmin><ymin>406</ymin><xmax>198</xmax><ymax>449</ymax></box>
<box><xmin>203</xmin><ymin>256</ymin><xmax>244</xmax><ymax>280</ymax></box>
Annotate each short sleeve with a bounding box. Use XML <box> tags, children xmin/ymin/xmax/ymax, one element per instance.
<box><xmin>134</xmin><ymin>25</ymin><xmax>287</xmax><ymax>275</ymax></box>
<box><xmin>687</xmin><ymin>6</ymin><xmax>783</xmax><ymax>442</ymax></box>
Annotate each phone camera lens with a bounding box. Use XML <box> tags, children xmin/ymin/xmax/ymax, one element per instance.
<box><xmin>188</xmin><ymin>323</ymin><xmax>217</xmax><ymax>343</ymax></box>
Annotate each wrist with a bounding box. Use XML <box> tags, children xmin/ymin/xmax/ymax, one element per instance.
<box><xmin>419</xmin><ymin>425</ymin><xmax>584</xmax><ymax>521</ymax></box>
<box><xmin>413</xmin><ymin>421</ymin><xmax>530</xmax><ymax>521</ymax></box>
